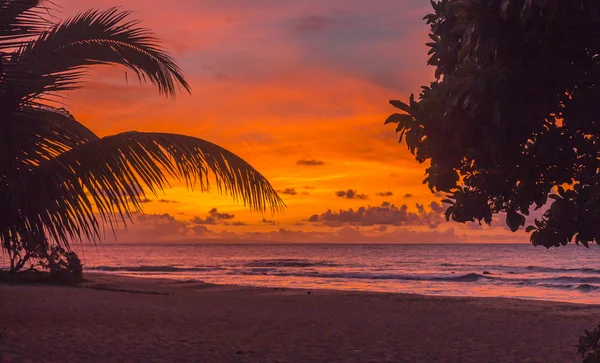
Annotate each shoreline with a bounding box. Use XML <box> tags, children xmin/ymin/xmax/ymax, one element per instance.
<box><xmin>2</xmin><ymin>273</ymin><xmax>599</xmax><ymax>362</ymax></box>
<box><xmin>84</xmin><ymin>270</ymin><xmax>600</xmax><ymax>306</ymax></box>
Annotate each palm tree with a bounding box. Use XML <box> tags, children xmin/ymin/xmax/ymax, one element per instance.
<box><xmin>0</xmin><ymin>1</ymin><xmax>284</xmax><ymax>273</ymax></box>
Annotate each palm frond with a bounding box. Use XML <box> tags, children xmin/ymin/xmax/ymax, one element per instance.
<box><xmin>3</xmin><ymin>7</ymin><xmax>190</xmax><ymax>104</ymax></box>
<box><xmin>0</xmin><ymin>106</ymin><xmax>98</xmax><ymax>174</ymax></box>
<box><xmin>6</xmin><ymin>132</ymin><xmax>284</xmax><ymax>249</ymax></box>
<box><xmin>0</xmin><ymin>0</ymin><xmax>49</xmax><ymax>49</ymax></box>
<box><xmin>0</xmin><ymin>106</ymin><xmax>101</xmax><ymax>250</ymax></box>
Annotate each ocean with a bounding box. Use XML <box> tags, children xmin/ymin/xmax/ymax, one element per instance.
<box><xmin>4</xmin><ymin>243</ymin><xmax>600</xmax><ymax>304</ymax></box>
<box><xmin>51</xmin><ymin>243</ymin><xmax>600</xmax><ymax>304</ymax></box>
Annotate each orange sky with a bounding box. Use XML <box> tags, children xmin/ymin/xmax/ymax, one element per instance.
<box><xmin>55</xmin><ymin>0</ymin><xmax>532</xmax><ymax>244</ymax></box>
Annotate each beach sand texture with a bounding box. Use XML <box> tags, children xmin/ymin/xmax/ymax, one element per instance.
<box><xmin>1</xmin><ymin>273</ymin><xmax>598</xmax><ymax>363</ymax></box>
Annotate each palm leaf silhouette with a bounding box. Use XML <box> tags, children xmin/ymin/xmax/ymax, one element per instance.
<box><xmin>0</xmin><ymin>5</ymin><xmax>284</xmax><ymax>267</ymax></box>
<box><xmin>0</xmin><ymin>0</ymin><xmax>49</xmax><ymax>48</ymax></box>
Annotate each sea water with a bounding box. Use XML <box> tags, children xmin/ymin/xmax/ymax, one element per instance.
<box><xmin>22</xmin><ymin>243</ymin><xmax>596</xmax><ymax>304</ymax></box>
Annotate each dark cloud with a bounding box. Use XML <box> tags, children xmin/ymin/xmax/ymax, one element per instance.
<box><xmin>192</xmin><ymin>225</ymin><xmax>211</xmax><ymax>235</ymax></box>
<box><xmin>335</xmin><ymin>189</ymin><xmax>368</xmax><ymax>200</ymax></box>
<box><xmin>416</xmin><ymin>201</ymin><xmax>445</xmax><ymax>214</ymax></box>
<box><xmin>191</xmin><ymin>208</ymin><xmax>235</xmax><ymax>225</ymax></box>
<box><xmin>191</xmin><ymin>216</ymin><xmax>217</xmax><ymax>225</ymax></box>
<box><xmin>105</xmin><ymin>212</ymin><xmax>461</xmax><ymax>244</ymax></box>
<box><xmin>297</xmin><ymin>159</ymin><xmax>325</xmax><ymax>166</ymax></box>
<box><xmin>208</xmin><ymin>208</ymin><xmax>235</xmax><ymax>220</ymax></box>
<box><xmin>308</xmin><ymin>202</ymin><xmax>445</xmax><ymax>229</ymax></box>
<box><xmin>157</xmin><ymin>199</ymin><xmax>179</xmax><ymax>204</ymax></box>
<box><xmin>294</xmin><ymin>15</ymin><xmax>331</xmax><ymax>32</ymax></box>
<box><xmin>231</xmin><ymin>221</ymin><xmax>247</xmax><ymax>226</ymax></box>
<box><xmin>403</xmin><ymin>193</ymin><xmax>413</xmax><ymax>198</ymax></box>
<box><xmin>376</xmin><ymin>191</ymin><xmax>393</xmax><ymax>197</ymax></box>
<box><xmin>126</xmin><ymin>213</ymin><xmax>190</xmax><ymax>240</ymax></box>
<box><xmin>278</xmin><ymin>188</ymin><xmax>298</xmax><ymax>195</ymax></box>
<box><xmin>140</xmin><ymin>198</ymin><xmax>153</xmax><ymax>204</ymax></box>
<box><xmin>214</xmin><ymin>72</ymin><xmax>231</xmax><ymax>81</ymax></box>
<box><xmin>429</xmin><ymin>201</ymin><xmax>445</xmax><ymax>214</ymax></box>
<box><xmin>465</xmin><ymin>222</ymin><xmax>483</xmax><ymax>230</ymax></box>
<box><xmin>262</xmin><ymin>218</ymin><xmax>277</xmax><ymax>225</ymax></box>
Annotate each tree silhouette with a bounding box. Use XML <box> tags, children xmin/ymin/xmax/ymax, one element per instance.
<box><xmin>0</xmin><ymin>1</ymin><xmax>284</xmax><ymax>273</ymax></box>
<box><xmin>387</xmin><ymin>0</ymin><xmax>600</xmax><ymax>248</ymax></box>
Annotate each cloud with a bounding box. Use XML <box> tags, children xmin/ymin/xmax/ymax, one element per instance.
<box><xmin>403</xmin><ymin>193</ymin><xmax>413</xmax><ymax>198</ymax></box>
<box><xmin>97</xmin><ymin>211</ymin><xmax>461</xmax><ymax>245</ymax></box>
<box><xmin>308</xmin><ymin>201</ymin><xmax>445</xmax><ymax>228</ymax></box>
<box><xmin>429</xmin><ymin>201</ymin><xmax>445</xmax><ymax>214</ymax></box>
<box><xmin>335</xmin><ymin>189</ymin><xmax>368</xmax><ymax>200</ymax></box>
<box><xmin>466</xmin><ymin>232</ymin><xmax>526</xmax><ymax>242</ymax></box>
<box><xmin>191</xmin><ymin>208</ymin><xmax>236</xmax><ymax>225</ymax></box>
<box><xmin>294</xmin><ymin>15</ymin><xmax>331</xmax><ymax>32</ymax></box>
<box><xmin>135</xmin><ymin>198</ymin><xmax>178</xmax><ymax>204</ymax></box>
<box><xmin>191</xmin><ymin>216</ymin><xmax>217</xmax><ymax>225</ymax></box>
<box><xmin>368</xmin><ymin>227</ymin><xmax>461</xmax><ymax>243</ymax></box>
<box><xmin>218</xmin><ymin>226</ymin><xmax>461</xmax><ymax>244</ymax></box>
<box><xmin>157</xmin><ymin>199</ymin><xmax>179</xmax><ymax>204</ymax></box>
<box><xmin>105</xmin><ymin>214</ymin><xmax>462</xmax><ymax>244</ymax></box>
<box><xmin>296</xmin><ymin>159</ymin><xmax>325</xmax><ymax>166</ymax></box>
<box><xmin>262</xmin><ymin>218</ymin><xmax>277</xmax><ymax>225</ymax></box>
<box><xmin>278</xmin><ymin>188</ymin><xmax>298</xmax><ymax>195</ymax></box>
<box><xmin>231</xmin><ymin>221</ymin><xmax>247</xmax><ymax>226</ymax></box>
<box><xmin>376</xmin><ymin>191</ymin><xmax>393</xmax><ymax>197</ymax></box>
<box><xmin>104</xmin><ymin>213</ymin><xmax>193</xmax><ymax>243</ymax></box>
<box><xmin>416</xmin><ymin>201</ymin><xmax>445</xmax><ymax>215</ymax></box>
<box><xmin>192</xmin><ymin>225</ymin><xmax>211</xmax><ymax>235</ymax></box>
<box><xmin>374</xmin><ymin>225</ymin><xmax>388</xmax><ymax>232</ymax></box>
<box><xmin>208</xmin><ymin>208</ymin><xmax>235</xmax><ymax>220</ymax></box>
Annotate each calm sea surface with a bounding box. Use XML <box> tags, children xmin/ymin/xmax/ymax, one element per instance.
<box><xmin>4</xmin><ymin>243</ymin><xmax>600</xmax><ymax>304</ymax></box>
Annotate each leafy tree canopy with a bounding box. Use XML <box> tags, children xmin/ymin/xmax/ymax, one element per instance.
<box><xmin>387</xmin><ymin>0</ymin><xmax>600</xmax><ymax>248</ymax></box>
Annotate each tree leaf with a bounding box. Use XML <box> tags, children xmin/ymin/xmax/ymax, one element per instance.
<box><xmin>525</xmin><ymin>225</ymin><xmax>537</xmax><ymax>233</ymax></box>
<box><xmin>389</xmin><ymin>100</ymin><xmax>411</xmax><ymax>113</ymax></box>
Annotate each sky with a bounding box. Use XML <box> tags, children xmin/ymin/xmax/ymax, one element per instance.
<box><xmin>55</xmin><ymin>0</ymin><xmax>531</xmax><ymax>244</ymax></box>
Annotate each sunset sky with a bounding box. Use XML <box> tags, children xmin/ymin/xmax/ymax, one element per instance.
<box><xmin>57</xmin><ymin>0</ymin><xmax>531</xmax><ymax>244</ymax></box>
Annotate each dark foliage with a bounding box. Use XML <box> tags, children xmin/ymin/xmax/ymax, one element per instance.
<box><xmin>578</xmin><ymin>325</ymin><xmax>600</xmax><ymax>363</ymax></box>
<box><xmin>1</xmin><ymin>243</ymin><xmax>82</xmax><ymax>285</ymax></box>
<box><xmin>39</xmin><ymin>246</ymin><xmax>83</xmax><ymax>284</ymax></box>
<box><xmin>387</xmin><ymin>0</ymin><xmax>600</xmax><ymax>247</ymax></box>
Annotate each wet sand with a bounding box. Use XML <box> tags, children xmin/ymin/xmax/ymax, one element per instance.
<box><xmin>1</xmin><ymin>273</ymin><xmax>597</xmax><ymax>362</ymax></box>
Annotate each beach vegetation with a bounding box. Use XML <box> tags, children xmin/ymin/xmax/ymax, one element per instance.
<box><xmin>578</xmin><ymin>325</ymin><xmax>600</xmax><ymax>363</ymax></box>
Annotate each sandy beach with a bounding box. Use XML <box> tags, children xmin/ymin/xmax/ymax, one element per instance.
<box><xmin>1</xmin><ymin>273</ymin><xmax>598</xmax><ymax>363</ymax></box>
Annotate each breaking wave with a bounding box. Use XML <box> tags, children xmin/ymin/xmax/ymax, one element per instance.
<box><xmin>86</xmin><ymin>265</ymin><xmax>225</xmax><ymax>273</ymax></box>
